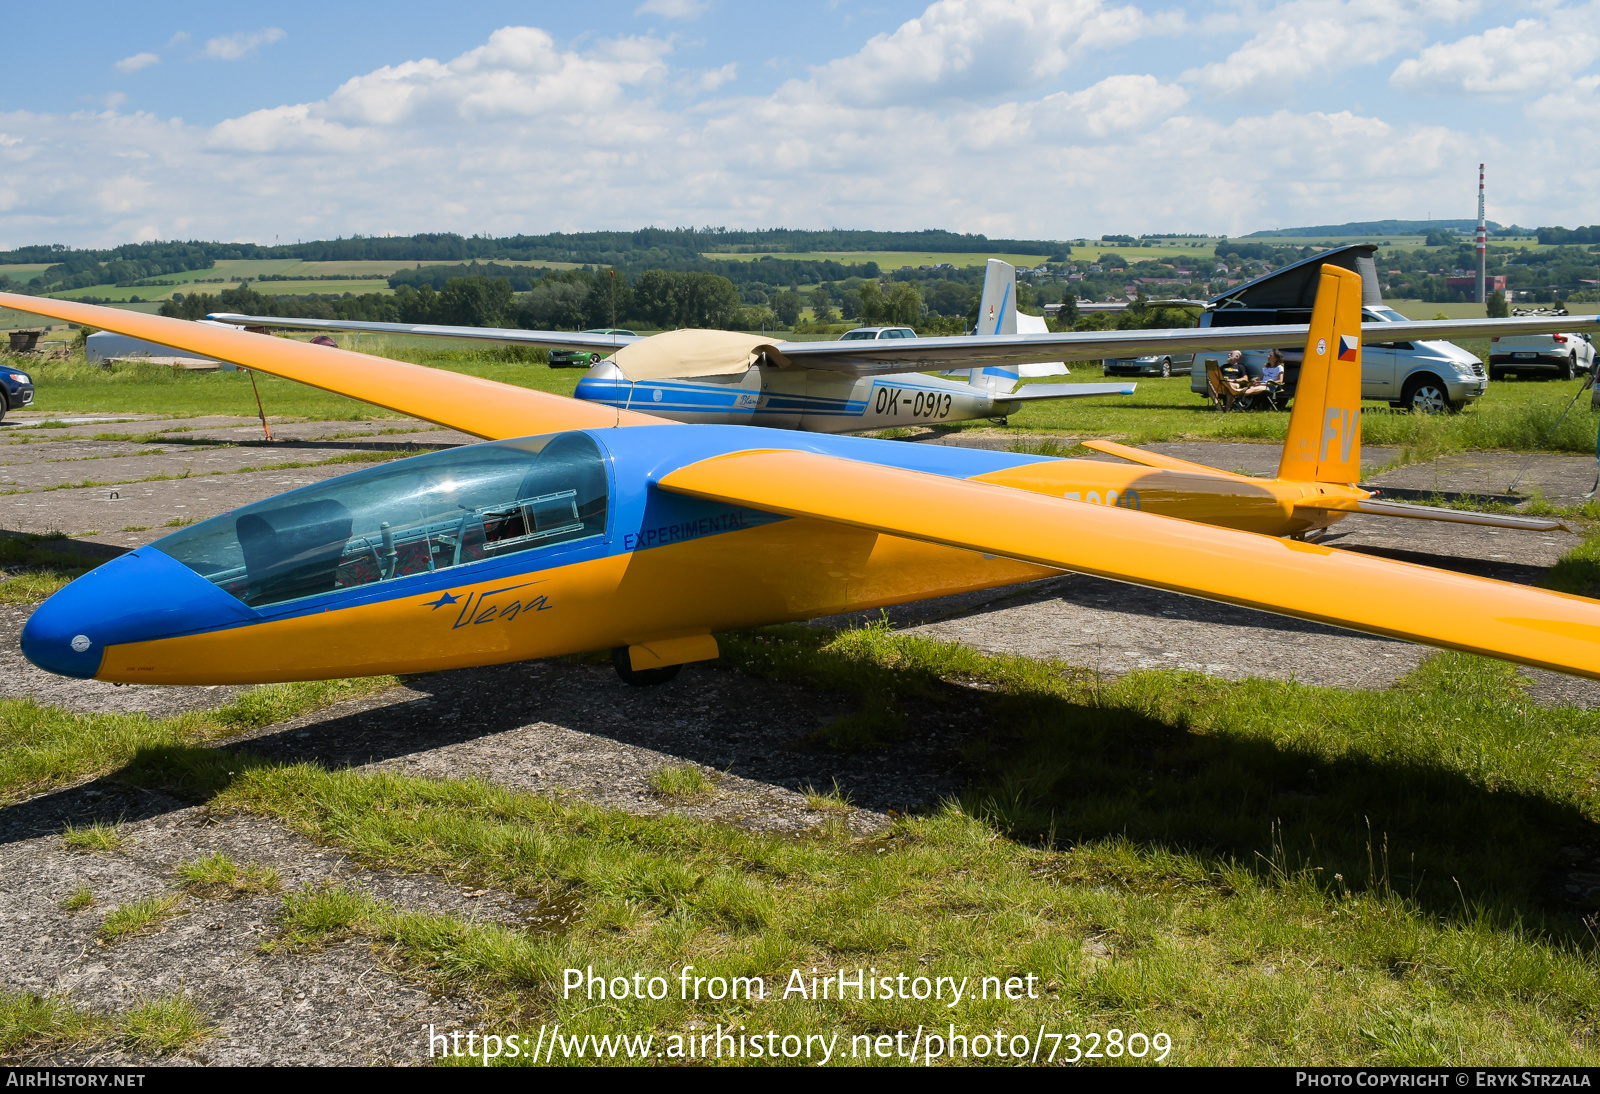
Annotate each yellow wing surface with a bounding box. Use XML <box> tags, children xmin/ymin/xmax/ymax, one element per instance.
<box><xmin>659</xmin><ymin>449</ymin><xmax>1600</xmax><ymax>680</ymax></box>
<box><xmin>0</xmin><ymin>293</ymin><xmax>664</xmax><ymax>438</ymax></box>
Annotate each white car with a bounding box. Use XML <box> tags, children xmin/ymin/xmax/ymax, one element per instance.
<box><xmin>1490</xmin><ymin>330</ymin><xmax>1595</xmax><ymax>381</ymax></box>
<box><xmin>838</xmin><ymin>326</ymin><xmax>917</xmax><ymax>340</ymax></box>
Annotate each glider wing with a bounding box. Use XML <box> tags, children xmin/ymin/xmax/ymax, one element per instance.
<box><xmin>0</xmin><ymin>294</ymin><xmax>664</xmax><ymax>438</ymax></box>
<box><xmin>658</xmin><ymin>448</ymin><xmax>1600</xmax><ymax>680</ymax></box>
<box><xmin>195</xmin><ymin>312</ymin><xmax>1600</xmax><ymax>379</ymax></box>
<box><xmin>207</xmin><ymin>313</ymin><xmax>643</xmax><ymax>352</ymax></box>
<box><xmin>767</xmin><ymin>314</ymin><xmax>1600</xmax><ymax>376</ymax></box>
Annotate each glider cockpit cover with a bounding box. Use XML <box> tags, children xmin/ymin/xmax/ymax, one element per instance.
<box><xmin>609</xmin><ymin>329</ymin><xmax>787</xmax><ymax>380</ymax></box>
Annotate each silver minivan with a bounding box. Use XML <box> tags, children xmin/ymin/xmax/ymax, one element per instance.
<box><xmin>1192</xmin><ymin>306</ymin><xmax>1487</xmax><ymax>412</ymax></box>
<box><xmin>1189</xmin><ymin>239</ymin><xmax>1491</xmax><ymax>413</ymax></box>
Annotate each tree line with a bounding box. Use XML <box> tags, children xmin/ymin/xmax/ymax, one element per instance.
<box><xmin>2</xmin><ymin>228</ymin><xmax>1059</xmax><ymax>281</ymax></box>
<box><xmin>158</xmin><ymin>265</ymin><xmax>1196</xmax><ymax>337</ymax></box>
<box><xmin>160</xmin><ymin>270</ymin><xmax>755</xmax><ymax>332</ymax></box>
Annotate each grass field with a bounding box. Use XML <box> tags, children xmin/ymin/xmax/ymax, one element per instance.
<box><xmin>1003</xmin><ymin>360</ymin><xmax>1599</xmax><ymax>461</ymax></box>
<box><xmin>5</xmin><ymin>314</ymin><xmax>1600</xmax><ymax>1063</ymax></box>
<box><xmin>26</xmin><ymin>259</ymin><xmax>582</xmax><ymax>306</ymax></box>
<box><xmin>8</xmin><ymin>348</ymin><xmax>576</xmax><ymax>421</ymax></box>
<box><xmin>8</xmin><ymin>335</ymin><xmax>1599</xmax><ymax>463</ymax></box>
<box><xmin>6</xmin><ymin>630</ymin><xmax>1600</xmax><ymax>1064</ymax></box>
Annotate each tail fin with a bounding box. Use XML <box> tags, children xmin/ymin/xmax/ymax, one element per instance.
<box><xmin>1277</xmin><ymin>264</ymin><xmax>1364</xmax><ymax>483</ymax></box>
<box><xmin>976</xmin><ymin>259</ymin><xmax>1017</xmax><ymax>335</ymax></box>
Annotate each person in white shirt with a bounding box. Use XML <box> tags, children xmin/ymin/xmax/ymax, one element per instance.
<box><xmin>1262</xmin><ymin>349</ymin><xmax>1285</xmax><ymax>387</ymax></box>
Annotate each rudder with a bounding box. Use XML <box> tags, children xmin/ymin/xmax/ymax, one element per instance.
<box><xmin>976</xmin><ymin>259</ymin><xmax>1017</xmax><ymax>335</ymax></box>
<box><xmin>1277</xmin><ymin>265</ymin><xmax>1363</xmax><ymax>483</ymax></box>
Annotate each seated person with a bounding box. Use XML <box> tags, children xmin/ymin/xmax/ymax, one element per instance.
<box><xmin>1262</xmin><ymin>349</ymin><xmax>1286</xmax><ymax>387</ymax></box>
<box><xmin>1206</xmin><ymin>352</ymin><xmax>1271</xmax><ymax>411</ymax></box>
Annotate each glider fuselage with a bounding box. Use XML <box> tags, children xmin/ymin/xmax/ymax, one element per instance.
<box><xmin>19</xmin><ymin>423</ymin><xmax>1349</xmax><ymax>686</ymax></box>
<box><xmin>574</xmin><ymin>361</ymin><xmax>1055</xmax><ymax>432</ymax></box>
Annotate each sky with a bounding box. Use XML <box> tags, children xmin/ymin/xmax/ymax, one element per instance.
<box><xmin>1</xmin><ymin>0</ymin><xmax>1596</xmax><ymax>249</ymax></box>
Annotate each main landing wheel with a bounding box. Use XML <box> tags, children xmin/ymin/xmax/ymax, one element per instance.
<box><xmin>1403</xmin><ymin>375</ymin><xmax>1454</xmax><ymax>414</ymax></box>
<box><xmin>612</xmin><ymin>647</ymin><xmax>682</xmax><ymax>687</ymax></box>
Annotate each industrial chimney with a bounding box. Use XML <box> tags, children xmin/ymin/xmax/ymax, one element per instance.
<box><xmin>1475</xmin><ymin>163</ymin><xmax>1487</xmax><ymax>305</ymax></box>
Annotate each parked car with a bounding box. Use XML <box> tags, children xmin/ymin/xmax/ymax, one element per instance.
<box><xmin>1489</xmin><ymin>330</ymin><xmax>1594</xmax><ymax>381</ymax></box>
<box><xmin>549</xmin><ymin>329</ymin><xmax>637</xmax><ymax>368</ymax></box>
<box><xmin>838</xmin><ymin>326</ymin><xmax>917</xmax><ymax>340</ymax></box>
<box><xmin>1103</xmin><ymin>352</ymin><xmax>1193</xmax><ymax>377</ymax></box>
<box><xmin>1188</xmin><ymin>244</ymin><xmax>1487</xmax><ymax>413</ymax></box>
<box><xmin>1194</xmin><ymin>314</ymin><xmax>1486</xmax><ymax>413</ymax></box>
<box><xmin>0</xmin><ymin>367</ymin><xmax>32</xmax><ymax>421</ymax></box>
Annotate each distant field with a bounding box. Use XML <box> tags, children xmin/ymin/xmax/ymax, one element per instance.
<box><xmin>1388</xmin><ymin>300</ymin><xmax>1491</xmax><ymax>320</ymax></box>
<box><xmin>256</xmin><ymin>278</ymin><xmax>393</xmax><ymax>296</ymax></box>
<box><xmin>0</xmin><ymin>263</ymin><xmax>54</xmax><ymax>279</ymax></box>
<box><xmin>703</xmin><ymin>251</ymin><xmax>1053</xmax><ymax>269</ymax></box>
<box><xmin>1246</xmin><ymin>235</ymin><xmax>1430</xmax><ymax>248</ymax></box>
<box><xmin>276</xmin><ymin>258</ymin><xmax>580</xmax><ymax>277</ymax></box>
<box><xmin>1387</xmin><ymin>300</ymin><xmax>1600</xmax><ymax>320</ymax></box>
<box><xmin>1070</xmin><ymin>243</ymin><xmax>1216</xmax><ymax>263</ymax></box>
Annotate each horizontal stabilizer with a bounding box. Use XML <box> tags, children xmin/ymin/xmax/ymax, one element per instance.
<box><xmin>1000</xmin><ymin>383</ymin><xmax>1135</xmax><ymax>401</ymax></box>
<box><xmin>1295</xmin><ymin>494</ymin><xmax>1567</xmax><ymax>532</ymax></box>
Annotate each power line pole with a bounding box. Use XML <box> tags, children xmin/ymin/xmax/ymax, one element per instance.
<box><xmin>1476</xmin><ymin>162</ymin><xmax>1487</xmax><ymax>305</ymax></box>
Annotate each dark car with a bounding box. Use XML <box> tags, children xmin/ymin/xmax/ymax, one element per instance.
<box><xmin>549</xmin><ymin>329</ymin><xmax>637</xmax><ymax>368</ymax></box>
<box><xmin>1103</xmin><ymin>352</ymin><xmax>1194</xmax><ymax>377</ymax></box>
<box><xmin>0</xmin><ymin>366</ymin><xmax>34</xmax><ymax>421</ymax></box>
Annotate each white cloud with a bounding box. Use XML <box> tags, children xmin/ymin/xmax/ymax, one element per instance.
<box><xmin>4</xmin><ymin>7</ymin><xmax>1600</xmax><ymax>249</ymax></box>
<box><xmin>166</xmin><ymin>31</ymin><xmax>190</xmax><ymax>47</ymax></box>
<box><xmin>806</xmin><ymin>0</ymin><xmax>1163</xmax><ymax>106</ymax></box>
<box><xmin>1188</xmin><ymin>0</ymin><xmax>1482</xmax><ymax>96</ymax></box>
<box><xmin>691</xmin><ymin>62</ymin><xmax>738</xmax><ymax>92</ymax></box>
<box><xmin>204</xmin><ymin>28</ymin><xmax>287</xmax><ymax>61</ymax></box>
<box><xmin>114</xmin><ymin>52</ymin><xmax>160</xmax><ymax>74</ymax></box>
<box><xmin>636</xmin><ymin>0</ymin><xmax>710</xmax><ymax>17</ymax></box>
<box><xmin>1035</xmin><ymin>74</ymin><xmax>1189</xmax><ymax>139</ymax></box>
<box><xmin>1527</xmin><ymin>73</ymin><xmax>1600</xmax><ymax>125</ymax></box>
<box><xmin>1391</xmin><ymin>19</ymin><xmax>1600</xmax><ymax>96</ymax></box>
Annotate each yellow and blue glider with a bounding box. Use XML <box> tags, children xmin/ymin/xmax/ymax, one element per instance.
<box><xmin>6</xmin><ymin>277</ymin><xmax>1600</xmax><ymax>687</ymax></box>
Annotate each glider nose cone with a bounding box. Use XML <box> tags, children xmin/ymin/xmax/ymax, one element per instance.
<box><xmin>21</xmin><ymin>603</ymin><xmax>103</xmax><ymax>679</ymax></box>
<box><xmin>22</xmin><ymin>546</ymin><xmax>255</xmax><ymax>679</ymax></box>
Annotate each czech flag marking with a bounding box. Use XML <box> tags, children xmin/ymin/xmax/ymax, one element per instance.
<box><xmin>1338</xmin><ymin>334</ymin><xmax>1360</xmax><ymax>362</ymax></box>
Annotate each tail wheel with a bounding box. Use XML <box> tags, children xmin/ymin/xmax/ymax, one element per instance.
<box><xmin>612</xmin><ymin>647</ymin><xmax>682</xmax><ymax>687</ymax></box>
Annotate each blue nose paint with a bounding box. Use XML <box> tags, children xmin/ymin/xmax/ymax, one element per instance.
<box><xmin>21</xmin><ymin>548</ymin><xmax>258</xmax><ymax>679</ymax></box>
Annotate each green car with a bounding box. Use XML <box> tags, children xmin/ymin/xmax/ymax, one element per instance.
<box><xmin>549</xmin><ymin>329</ymin><xmax>636</xmax><ymax>368</ymax></box>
